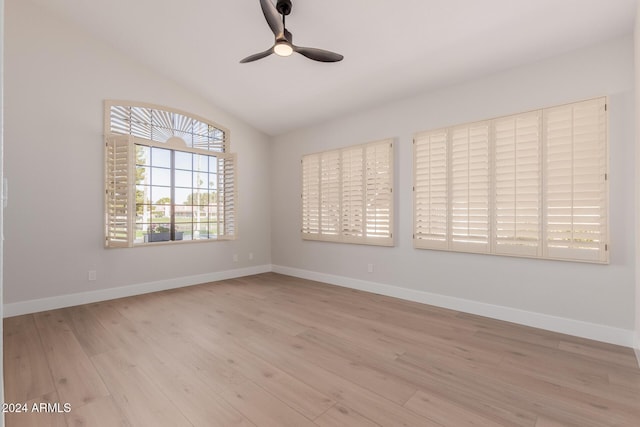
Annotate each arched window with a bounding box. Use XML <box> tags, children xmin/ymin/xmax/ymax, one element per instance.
<box><xmin>104</xmin><ymin>101</ymin><xmax>237</xmax><ymax>247</ymax></box>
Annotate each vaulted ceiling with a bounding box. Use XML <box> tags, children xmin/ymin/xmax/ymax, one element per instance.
<box><xmin>29</xmin><ymin>0</ymin><xmax>637</xmax><ymax>135</ymax></box>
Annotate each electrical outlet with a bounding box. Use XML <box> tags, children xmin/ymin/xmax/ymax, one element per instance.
<box><xmin>367</xmin><ymin>263</ymin><xmax>374</xmax><ymax>273</ymax></box>
<box><xmin>249</xmin><ymin>252</ymin><xmax>254</xmax><ymax>260</ymax></box>
<box><xmin>88</xmin><ymin>270</ymin><xmax>97</xmax><ymax>281</ymax></box>
<box><xmin>233</xmin><ymin>254</ymin><xmax>239</xmax><ymax>262</ymax></box>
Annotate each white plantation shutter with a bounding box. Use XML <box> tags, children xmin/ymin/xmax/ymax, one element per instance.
<box><xmin>494</xmin><ymin>112</ymin><xmax>541</xmax><ymax>256</ymax></box>
<box><xmin>364</xmin><ymin>141</ymin><xmax>393</xmax><ymax>245</ymax></box>
<box><xmin>302</xmin><ymin>154</ymin><xmax>321</xmax><ymax>237</ymax></box>
<box><xmin>450</xmin><ymin>123</ymin><xmax>490</xmax><ymax>253</ymax></box>
<box><xmin>320</xmin><ymin>151</ymin><xmax>342</xmax><ymax>240</ymax></box>
<box><xmin>105</xmin><ymin>135</ymin><xmax>135</xmax><ymax>248</ymax></box>
<box><xmin>413</xmin><ymin>130</ymin><xmax>448</xmax><ymax>249</ymax></box>
<box><xmin>413</xmin><ymin>97</ymin><xmax>607</xmax><ymax>263</ymax></box>
<box><xmin>543</xmin><ymin>98</ymin><xmax>607</xmax><ymax>262</ymax></box>
<box><xmin>218</xmin><ymin>154</ymin><xmax>237</xmax><ymax>240</ymax></box>
<box><xmin>301</xmin><ymin>139</ymin><xmax>394</xmax><ymax>246</ymax></box>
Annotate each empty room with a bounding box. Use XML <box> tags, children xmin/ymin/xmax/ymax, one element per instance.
<box><xmin>2</xmin><ymin>0</ymin><xmax>640</xmax><ymax>426</ymax></box>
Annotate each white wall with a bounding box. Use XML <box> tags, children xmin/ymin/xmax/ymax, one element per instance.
<box><xmin>0</xmin><ymin>0</ymin><xmax>5</xmax><ymax>421</ymax></box>
<box><xmin>3</xmin><ymin>0</ymin><xmax>271</xmax><ymax>309</ymax></box>
<box><xmin>271</xmin><ymin>36</ymin><xmax>636</xmax><ymax>345</ymax></box>
<box><xmin>635</xmin><ymin>0</ymin><xmax>640</xmax><ymax>363</ymax></box>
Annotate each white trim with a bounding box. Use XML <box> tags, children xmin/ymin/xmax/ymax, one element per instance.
<box><xmin>3</xmin><ymin>265</ymin><xmax>271</xmax><ymax>318</ymax></box>
<box><xmin>272</xmin><ymin>264</ymin><xmax>635</xmax><ymax>348</ymax></box>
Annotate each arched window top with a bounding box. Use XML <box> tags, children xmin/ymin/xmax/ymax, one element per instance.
<box><xmin>105</xmin><ymin>100</ymin><xmax>228</xmax><ymax>153</ymax></box>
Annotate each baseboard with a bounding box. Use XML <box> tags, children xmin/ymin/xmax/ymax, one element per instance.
<box><xmin>635</xmin><ymin>340</ymin><xmax>640</xmax><ymax>369</ymax></box>
<box><xmin>272</xmin><ymin>264</ymin><xmax>635</xmax><ymax>348</ymax></box>
<box><xmin>3</xmin><ymin>264</ymin><xmax>272</xmax><ymax>317</ymax></box>
<box><xmin>5</xmin><ymin>263</ymin><xmax>636</xmax><ymax>350</ymax></box>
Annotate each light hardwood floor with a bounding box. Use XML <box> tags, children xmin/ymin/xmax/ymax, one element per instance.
<box><xmin>4</xmin><ymin>273</ymin><xmax>640</xmax><ymax>426</ymax></box>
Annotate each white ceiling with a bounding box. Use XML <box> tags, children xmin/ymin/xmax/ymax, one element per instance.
<box><xmin>29</xmin><ymin>0</ymin><xmax>637</xmax><ymax>136</ymax></box>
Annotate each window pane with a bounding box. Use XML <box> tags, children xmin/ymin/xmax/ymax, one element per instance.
<box><xmin>194</xmin><ymin>222</ymin><xmax>210</xmax><ymax>240</ymax></box>
<box><xmin>151</xmin><ymin>205</ymin><xmax>170</xmax><ymax>221</ymax></box>
<box><xmin>150</xmin><ymin>186</ymin><xmax>171</xmax><ymax>204</ymax></box>
<box><xmin>136</xmin><ymin>204</ymin><xmax>152</xmax><ymax>223</ymax></box>
<box><xmin>134</xmin><ymin>223</ymin><xmax>149</xmax><ymax>244</ymax></box>
<box><xmin>189</xmin><ymin>191</ymin><xmax>206</xmax><ymax>205</ymax></box>
<box><xmin>175</xmin><ymin>188</ymin><xmax>192</xmax><ymax>205</ymax></box>
<box><xmin>193</xmin><ymin>172</ymin><xmax>208</xmax><ymax>189</ymax></box>
<box><xmin>208</xmin><ymin>222</ymin><xmax>218</xmax><ymax>236</ymax></box>
<box><xmin>136</xmin><ymin>185</ymin><xmax>150</xmax><ymax>203</ymax></box>
<box><xmin>193</xmin><ymin>206</ymin><xmax>208</xmax><ymax>221</ymax></box>
<box><xmin>175</xmin><ymin>206</ymin><xmax>193</xmax><ymax>222</ymax></box>
<box><xmin>194</xmin><ymin>154</ymin><xmax>209</xmax><ymax>172</ymax></box>
<box><xmin>136</xmin><ymin>166</ymin><xmax>150</xmax><ymax>185</ymax></box>
<box><xmin>175</xmin><ymin>151</ymin><xmax>192</xmax><ymax>170</ymax></box>
<box><xmin>175</xmin><ymin>170</ymin><xmax>192</xmax><ymax>188</ymax></box>
<box><xmin>209</xmin><ymin>156</ymin><xmax>218</xmax><ymax>172</ymax></box>
<box><xmin>151</xmin><ymin>167</ymin><xmax>171</xmax><ymax>186</ymax></box>
<box><xmin>135</xmin><ymin>145</ymin><xmax>150</xmax><ymax>166</ymax></box>
<box><xmin>175</xmin><ymin>222</ymin><xmax>192</xmax><ymax>240</ymax></box>
<box><xmin>151</xmin><ymin>147</ymin><xmax>171</xmax><ymax>168</ymax></box>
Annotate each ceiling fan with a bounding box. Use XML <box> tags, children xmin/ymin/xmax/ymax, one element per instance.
<box><xmin>240</xmin><ymin>0</ymin><xmax>344</xmax><ymax>63</ymax></box>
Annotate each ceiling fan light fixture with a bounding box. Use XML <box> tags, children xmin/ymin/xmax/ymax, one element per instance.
<box><xmin>274</xmin><ymin>41</ymin><xmax>293</xmax><ymax>57</ymax></box>
<box><xmin>240</xmin><ymin>0</ymin><xmax>343</xmax><ymax>63</ymax></box>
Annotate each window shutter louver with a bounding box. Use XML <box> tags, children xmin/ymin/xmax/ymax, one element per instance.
<box><xmin>364</xmin><ymin>141</ymin><xmax>393</xmax><ymax>245</ymax></box>
<box><xmin>494</xmin><ymin>112</ymin><xmax>541</xmax><ymax>256</ymax></box>
<box><xmin>341</xmin><ymin>146</ymin><xmax>365</xmax><ymax>240</ymax></box>
<box><xmin>543</xmin><ymin>98</ymin><xmax>607</xmax><ymax>262</ymax></box>
<box><xmin>450</xmin><ymin>123</ymin><xmax>490</xmax><ymax>253</ymax></box>
<box><xmin>105</xmin><ymin>135</ymin><xmax>135</xmax><ymax>248</ymax></box>
<box><xmin>218</xmin><ymin>154</ymin><xmax>237</xmax><ymax>239</ymax></box>
<box><xmin>302</xmin><ymin>154</ymin><xmax>321</xmax><ymax>238</ymax></box>
<box><xmin>320</xmin><ymin>151</ymin><xmax>342</xmax><ymax>240</ymax></box>
<box><xmin>413</xmin><ymin>131</ymin><xmax>448</xmax><ymax>249</ymax></box>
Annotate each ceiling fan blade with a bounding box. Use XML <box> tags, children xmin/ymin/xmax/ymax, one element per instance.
<box><xmin>260</xmin><ymin>0</ymin><xmax>284</xmax><ymax>39</ymax></box>
<box><xmin>293</xmin><ymin>46</ymin><xmax>344</xmax><ymax>63</ymax></box>
<box><xmin>240</xmin><ymin>47</ymin><xmax>274</xmax><ymax>63</ymax></box>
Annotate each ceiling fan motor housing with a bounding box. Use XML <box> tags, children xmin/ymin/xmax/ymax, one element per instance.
<box><xmin>276</xmin><ymin>0</ymin><xmax>292</xmax><ymax>16</ymax></box>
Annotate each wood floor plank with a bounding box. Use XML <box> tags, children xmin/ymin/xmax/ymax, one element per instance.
<box><xmin>4</xmin><ymin>273</ymin><xmax>640</xmax><ymax>427</ymax></box>
<box><xmin>240</xmin><ymin>333</ymin><xmax>439</xmax><ymax>427</ymax></box>
<box><xmin>217</xmin><ymin>380</ymin><xmax>317</xmax><ymax>427</ymax></box>
<box><xmin>404</xmin><ymin>389</ymin><xmax>506</xmax><ymax>427</ymax></box>
<box><xmin>534</xmin><ymin>416</ymin><xmax>579</xmax><ymax>427</ymax></box>
<box><xmin>90</xmin><ymin>349</ymin><xmax>193</xmax><ymax>427</ymax></box>
<box><xmin>61</xmin><ymin>305</ymin><xmax>120</xmax><ymax>357</ymax></box>
<box><xmin>313</xmin><ymin>404</ymin><xmax>380</xmax><ymax>427</ymax></box>
<box><xmin>190</xmin><ymin>331</ymin><xmax>336</xmax><ymax>420</ymax></box>
<box><xmin>64</xmin><ymin>396</ymin><xmax>131</xmax><ymax>427</ymax></box>
<box><xmin>33</xmin><ymin>310</ymin><xmax>109</xmax><ymax>408</ymax></box>
<box><xmin>3</xmin><ymin>315</ymin><xmax>56</xmax><ymax>402</ymax></box>
<box><xmin>5</xmin><ymin>391</ymin><xmax>68</xmax><ymax>427</ymax></box>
